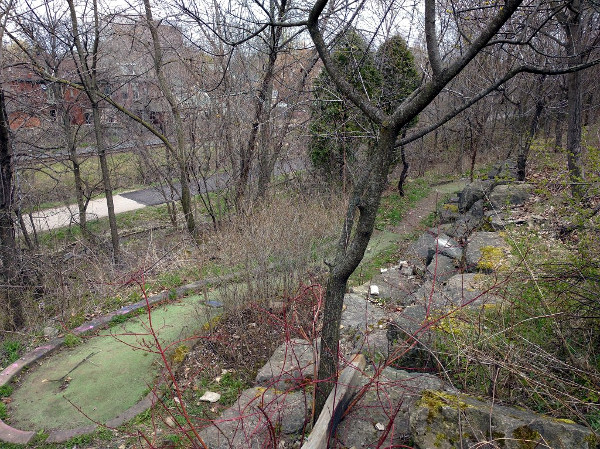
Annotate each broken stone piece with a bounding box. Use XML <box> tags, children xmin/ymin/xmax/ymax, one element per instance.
<box><xmin>199</xmin><ymin>391</ymin><xmax>221</xmax><ymax>403</ymax></box>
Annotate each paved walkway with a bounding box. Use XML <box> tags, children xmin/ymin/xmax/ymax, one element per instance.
<box><xmin>26</xmin><ymin>158</ymin><xmax>303</xmax><ymax>233</ymax></box>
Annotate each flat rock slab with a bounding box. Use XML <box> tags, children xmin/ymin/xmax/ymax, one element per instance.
<box><xmin>410</xmin><ymin>389</ymin><xmax>597</xmax><ymax>449</ymax></box>
<box><xmin>333</xmin><ymin>367</ymin><xmax>450</xmax><ymax>448</ymax></box>
<box><xmin>465</xmin><ymin>231</ymin><xmax>510</xmax><ymax>272</ymax></box>
<box><xmin>255</xmin><ymin>339</ymin><xmax>318</xmax><ymax>390</ymax></box>
<box><xmin>361</xmin><ymin>267</ymin><xmax>421</xmax><ymax>307</ymax></box>
<box><xmin>458</xmin><ymin>179</ymin><xmax>496</xmax><ymax>213</ymax></box>
<box><xmin>341</xmin><ymin>294</ymin><xmax>387</xmax><ymax>332</ymax></box>
<box><xmin>198</xmin><ymin>387</ymin><xmax>310</xmax><ymax>449</ymax></box>
<box><xmin>341</xmin><ymin>294</ymin><xmax>391</xmax><ymax>361</ymax></box>
<box><xmin>489</xmin><ymin>183</ymin><xmax>533</xmax><ymax>210</ymax></box>
<box><xmin>409</xmin><ymin>273</ymin><xmax>497</xmax><ymax>311</ymax></box>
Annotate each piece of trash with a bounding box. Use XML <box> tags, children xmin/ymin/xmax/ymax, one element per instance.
<box><xmin>380</xmin><ymin>268</ymin><xmax>388</xmax><ymax>273</ymax></box>
<box><xmin>370</xmin><ymin>285</ymin><xmax>380</xmax><ymax>296</ymax></box>
<box><xmin>199</xmin><ymin>391</ymin><xmax>221</xmax><ymax>403</ymax></box>
<box><xmin>375</xmin><ymin>422</ymin><xmax>385</xmax><ymax>431</ymax></box>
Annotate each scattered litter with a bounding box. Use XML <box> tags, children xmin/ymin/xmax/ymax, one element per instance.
<box><xmin>199</xmin><ymin>391</ymin><xmax>221</xmax><ymax>403</ymax></box>
<box><xmin>375</xmin><ymin>422</ymin><xmax>385</xmax><ymax>431</ymax></box>
<box><xmin>165</xmin><ymin>416</ymin><xmax>175</xmax><ymax>427</ymax></box>
<box><xmin>370</xmin><ymin>285</ymin><xmax>380</xmax><ymax>296</ymax></box>
<box><xmin>380</xmin><ymin>268</ymin><xmax>388</xmax><ymax>273</ymax></box>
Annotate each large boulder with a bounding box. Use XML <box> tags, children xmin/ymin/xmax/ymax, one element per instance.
<box><xmin>487</xmin><ymin>159</ymin><xmax>518</xmax><ymax>181</ymax></box>
<box><xmin>355</xmin><ymin>265</ymin><xmax>421</xmax><ymax>307</ymax></box>
<box><xmin>458</xmin><ymin>180</ymin><xmax>495</xmax><ymax>213</ymax></box>
<box><xmin>409</xmin><ymin>389</ymin><xmax>598</xmax><ymax>449</ymax></box>
<box><xmin>426</xmin><ymin>254</ymin><xmax>458</xmax><ymax>283</ymax></box>
<box><xmin>465</xmin><ymin>231</ymin><xmax>510</xmax><ymax>273</ymax></box>
<box><xmin>409</xmin><ymin>231</ymin><xmax>463</xmax><ymax>266</ymax></box>
<box><xmin>334</xmin><ymin>368</ymin><xmax>450</xmax><ymax>448</ymax></box>
<box><xmin>489</xmin><ymin>183</ymin><xmax>534</xmax><ymax>210</ymax></box>
<box><xmin>198</xmin><ymin>387</ymin><xmax>310</xmax><ymax>448</ymax></box>
<box><xmin>341</xmin><ymin>293</ymin><xmax>390</xmax><ymax>360</ymax></box>
<box><xmin>255</xmin><ymin>338</ymin><xmax>318</xmax><ymax>390</ymax></box>
<box><xmin>405</xmin><ymin>273</ymin><xmax>497</xmax><ymax>312</ymax></box>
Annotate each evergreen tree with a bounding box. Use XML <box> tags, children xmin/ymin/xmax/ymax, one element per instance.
<box><xmin>309</xmin><ymin>29</ymin><xmax>380</xmax><ymax>179</ymax></box>
<box><xmin>309</xmin><ymin>32</ymin><xmax>420</xmax><ymax>181</ymax></box>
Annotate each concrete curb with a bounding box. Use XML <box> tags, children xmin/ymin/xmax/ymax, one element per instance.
<box><xmin>0</xmin><ymin>277</ymin><xmax>225</xmax><ymax>445</ymax></box>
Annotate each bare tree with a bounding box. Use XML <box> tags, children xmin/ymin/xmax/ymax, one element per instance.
<box><xmin>0</xmin><ymin>0</ymin><xmax>26</xmax><ymax>329</ymax></box>
<box><xmin>300</xmin><ymin>0</ymin><xmax>600</xmax><ymax>417</ymax></box>
<box><xmin>66</xmin><ymin>0</ymin><xmax>121</xmax><ymax>262</ymax></box>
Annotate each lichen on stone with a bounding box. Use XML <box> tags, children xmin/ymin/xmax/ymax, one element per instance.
<box><xmin>477</xmin><ymin>245</ymin><xmax>508</xmax><ymax>272</ymax></box>
<box><xmin>417</xmin><ymin>390</ymin><xmax>470</xmax><ymax>424</ymax></box>
<box><xmin>512</xmin><ymin>425</ymin><xmax>541</xmax><ymax>449</ymax></box>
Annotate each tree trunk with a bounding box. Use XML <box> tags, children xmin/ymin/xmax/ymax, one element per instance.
<box><xmin>143</xmin><ymin>0</ymin><xmax>196</xmax><ymax>236</ymax></box>
<box><xmin>517</xmin><ymin>76</ymin><xmax>546</xmax><ymax>181</ymax></box>
<box><xmin>92</xmin><ymin>103</ymin><xmax>120</xmax><ymax>263</ymax></box>
<box><xmin>0</xmin><ymin>88</ymin><xmax>24</xmax><ymax>329</ymax></box>
<box><xmin>236</xmin><ymin>0</ymin><xmax>286</xmax><ymax>207</ymax></box>
<box><xmin>315</xmin><ymin>127</ymin><xmax>395</xmax><ymax>418</ymax></box>
<box><xmin>59</xmin><ymin>88</ymin><xmax>89</xmax><ymax>237</ymax></box>
<box><xmin>562</xmin><ymin>0</ymin><xmax>585</xmax><ymax>200</ymax></box>
<box><xmin>554</xmin><ymin>113</ymin><xmax>564</xmax><ymax>152</ymax></box>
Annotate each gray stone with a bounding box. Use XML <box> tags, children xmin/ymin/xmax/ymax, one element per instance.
<box><xmin>485</xmin><ymin>210</ymin><xmax>529</xmax><ymax>230</ymax></box>
<box><xmin>409</xmin><ymin>389</ymin><xmax>597</xmax><ymax>449</ymax></box>
<box><xmin>404</xmin><ymin>273</ymin><xmax>497</xmax><ymax>312</ymax></box>
<box><xmin>198</xmin><ymin>387</ymin><xmax>311</xmax><ymax>449</ymax></box>
<box><xmin>389</xmin><ymin>304</ymin><xmax>427</xmax><ymax>339</ymax></box>
<box><xmin>43</xmin><ymin>326</ymin><xmax>59</xmax><ymax>338</ymax></box>
<box><xmin>488</xmin><ymin>158</ymin><xmax>518</xmax><ymax>181</ymax></box>
<box><xmin>489</xmin><ymin>183</ymin><xmax>533</xmax><ymax>210</ymax></box>
<box><xmin>341</xmin><ymin>293</ymin><xmax>387</xmax><ymax>332</ymax></box>
<box><xmin>341</xmin><ymin>294</ymin><xmax>391</xmax><ymax>360</ymax></box>
<box><xmin>255</xmin><ymin>339</ymin><xmax>318</xmax><ymax>390</ymax></box>
<box><xmin>468</xmin><ymin>199</ymin><xmax>484</xmax><ymax>218</ymax></box>
<box><xmin>355</xmin><ymin>329</ymin><xmax>390</xmax><ymax>361</ymax></box>
<box><xmin>458</xmin><ymin>179</ymin><xmax>495</xmax><ymax>213</ymax></box>
<box><xmin>442</xmin><ymin>273</ymin><xmax>498</xmax><ymax>308</ymax></box>
<box><xmin>465</xmin><ymin>231</ymin><xmax>510</xmax><ymax>272</ymax></box>
<box><xmin>445</xmin><ymin>216</ymin><xmax>481</xmax><ymax>240</ymax></box>
<box><xmin>334</xmin><ymin>368</ymin><xmax>449</xmax><ymax>448</ymax></box>
<box><xmin>409</xmin><ymin>232</ymin><xmax>462</xmax><ymax>266</ymax></box>
<box><xmin>426</xmin><ymin>254</ymin><xmax>457</xmax><ymax>283</ymax></box>
<box><xmin>366</xmin><ymin>266</ymin><xmax>421</xmax><ymax>307</ymax></box>
<box><xmin>439</xmin><ymin>204</ymin><xmax>461</xmax><ymax>224</ymax></box>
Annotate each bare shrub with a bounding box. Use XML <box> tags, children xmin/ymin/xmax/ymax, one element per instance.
<box><xmin>204</xmin><ymin>190</ymin><xmax>345</xmax><ymax>309</ymax></box>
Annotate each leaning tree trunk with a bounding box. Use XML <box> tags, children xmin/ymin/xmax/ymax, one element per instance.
<box><xmin>143</xmin><ymin>0</ymin><xmax>196</xmax><ymax>236</ymax></box>
<box><xmin>60</xmin><ymin>94</ymin><xmax>89</xmax><ymax>237</ymax></box>
<box><xmin>315</xmin><ymin>127</ymin><xmax>396</xmax><ymax>417</ymax></box>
